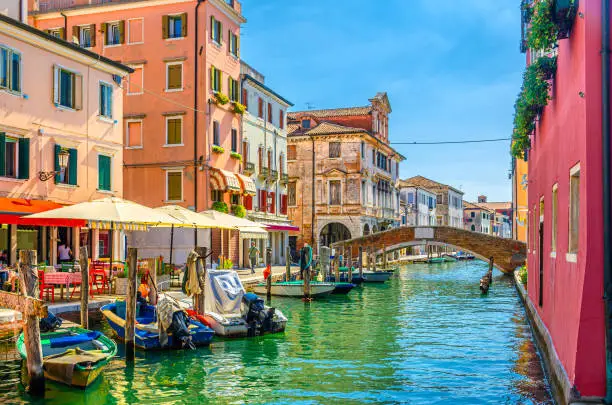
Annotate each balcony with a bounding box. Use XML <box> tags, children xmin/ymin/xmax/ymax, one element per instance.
<box><xmin>259</xmin><ymin>167</ymin><xmax>269</xmax><ymax>178</ymax></box>
<box><xmin>243</xmin><ymin>162</ymin><xmax>255</xmax><ymax>175</ymax></box>
<box><xmin>269</xmin><ymin>169</ymin><xmax>279</xmax><ymax>181</ymax></box>
<box><xmin>280</xmin><ymin>173</ymin><xmax>289</xmax><ymax>184</ymax></box>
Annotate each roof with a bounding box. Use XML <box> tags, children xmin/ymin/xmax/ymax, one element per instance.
<box><xmin>304</xmin><ymin>122</ymin><xmax>369</xmax><ymax>136</ymax></box>
<box><xmin>288</xmin><ymin>106</ymin><xmax>372</xmax><ymax>119</ymax></box>
<box><xmin>397</xmin><ymin>180</ymin><xmax>437</xmax><ymax>195</ymax></box>
<box><xmin>403</xmin><ymin>175</ymin><xmax>464</xmax><ymax>195</ymax></box>
<box><xmin>478</xmin><ymin>201</ymin><xmax>512</xmax><ymax>211</ymax></box>
<box><xmin>463</xmin><ymin>201</ymin><xmax>494</xmax><ymax>212</ymax></box>
<box><xmin>0</xmin><ymin>14</ymin><xmax>132</xmax><ymax>74</ymax></box>
<box><xmin>243</xmin><ymin>74</ymin><xmax>293</xmax><ymax>107</ymax></box>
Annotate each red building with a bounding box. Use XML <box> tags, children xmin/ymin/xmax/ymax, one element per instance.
<box><xmin>520</xmin><ymin>0</ymin><xmax>611</xmax><ymax>402</ymax></box>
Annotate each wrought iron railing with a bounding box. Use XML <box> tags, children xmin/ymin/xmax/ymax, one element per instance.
<box><xmin>244</xmin><ymin>162</ymin><xmax>255</xmax><ymax>174</ymax></box>
<box><xmin>280</xmin><ymin>173</ymin><xmax>289</xmax><ymax>184</ymax></box>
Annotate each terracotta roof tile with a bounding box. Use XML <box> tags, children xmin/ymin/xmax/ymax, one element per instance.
<box><xmin>403</xmin><ymin>175</ymin><xmax>464</xmax><ymax>195</ymax></box>
<box><xmin>305</xmin><ymin>122</ymin><xmax>368</xmax><ymax>136</ymax></box>
<box><xmin>288</xmin><ymin>106</ymin><xmax>372</xmax><ymax>119</ymax></box>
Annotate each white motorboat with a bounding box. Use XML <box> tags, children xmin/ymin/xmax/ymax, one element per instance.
<box><xmin>252</xmin><ymin>281</ymin><xmax>335</xmax><ymax>297</ymax></box>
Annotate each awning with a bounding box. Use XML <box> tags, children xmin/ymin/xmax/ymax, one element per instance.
<box><xmin>0</xmin><ymin>198</ymin><xmax>86</xmax><ymax>227</ymax></box>
<box><xmin>210</xmin><ymin>169</ymin><xmax>241</xmax><ymax>192</ymax></box>
<box><xmin>266</xmin><ymin>224</ymin><xmax>300</xmax><ymax>232</ymax></box>
<box><xmin>239</xmin><ymin>226</ymin><xmax>268</xmax><ymax>240</ymax></box>
<box><xmin>235</xmin><ymin>173</ymin><xmax>257</xmax><ymax>196</ymax></box>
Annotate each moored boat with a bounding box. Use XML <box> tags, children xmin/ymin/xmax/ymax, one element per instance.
<box><xmin>252</xmin><ymin>280</ymin><xmax>335</xmax><ymax>297</ymax></box>
<box><xmin>361</xmin><ymin>271</ymin><xmax>393</xmax><ymax>283</ymax></box>
<box><xmin>331</xmin><ymin>282</ymin><xmax>356</xmax><ymax>294</ymax></box>
<box><xmin>16</xmin><ymin>326</ymin><xmax>116</xmax><ymax>388</ymax></box>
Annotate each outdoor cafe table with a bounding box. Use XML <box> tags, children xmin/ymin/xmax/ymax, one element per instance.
<box><xmin>44</xmin><ymin>271</ymin><xmax>82</xmax><ymax>300</ymax></box>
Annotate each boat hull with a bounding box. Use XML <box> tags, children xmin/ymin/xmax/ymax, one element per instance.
<box><xmin>252</xmin><ymin>282</ymin><xmax>335</xmax><ymax>297</ymax></box>
<box><xmin>202</xmin><ymin>312</ymin><xmax>287</xmax><ymax>338</ymax></box>
<box><xmin>361</xmin><ymin>271</ymin><xmax>393</xmax><ymax>283</ymax></box>
<box><xmin>331</xmin><ymin>283</ymin><xmax>356</xmax><ymax>294</ymax></box>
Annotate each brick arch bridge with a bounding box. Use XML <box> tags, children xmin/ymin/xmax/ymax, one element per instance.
<box><xmin>332</xmin><ymin>226</ymin><xmax>527</xmax><ymax>274</ymax></box>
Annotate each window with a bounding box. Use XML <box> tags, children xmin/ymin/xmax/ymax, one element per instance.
<box><xmin>99</xmin><ymin>82</ymin><xmax>113</xmax><ymax>119</ymax></box>
<box><xmin>302</xmin><ymin>119</ymin><xmax>311</xmax><ymax>129</ymax></box>
<box><xmin>213</xmin><ymin>121</ymin><xmax>220</xmax><ymax>146</ymax></box>
<box><xmin>0</xmin><ymin>46</ymin><xmax>21</xmax><ymax>94</ymax></box>
<box><xmin>231</xmin><ymin>128</ymin><xmax>237</xmax><ymax>152</ymax></box>
<box><xmin>470</xmin><ymin>211</ymin><xmax>475</xmax><ymax>218</ymax></box>
<box><xmin>0</xmin><ymin>135</ymin><xmax>29</xmax><ymax>179</ymax></box>
<box><xmin>258</xmin><ymin>147</ymin><xmax>263</xmax><ymax>170</ymax></box>
<box><xmin>211</xmin><ymin>16</ymin><xmax>222</xmax><ymax>44</ymax></box>
<box><xmin>362</xmin><ymin>181</ymin><xmax>367</xmax><ymax>205</ymax></box>
<box><xmin>268</xmin><ymin>103</ymin><xmax>273</xmax><ymax>124</ymax></box>
<box><xmin>73</xmin><ymin>24</ymin><xmax>95</xmax><ymax>48</ymax></box>
<box><xmin>242</xmin><ymin>140</ymin><xmax>249</xmax><ymax>160</ymax></box>
<box><xmin>361</xmin><ymin>142</ymin><xmax>365</xmax><ymax>159</ymax></box>
<box><xmin>46</xmin><ymin>28</ymin><xmax>65</xmax><ymax>39</ymax></box>
<box><xmin>128</xmin><ymin>18</ymin><xmax>144</xmax><ymax>44</ymax></box>
<box><xmin>166</xmin><ymin>62</ymin><xmax>183</xmax><ymax>91</ymax></box>
<box><xmin>279</xmin><ymin>110</ymin><xmax>284</xmax><ymax>129</ymax></box>
<box><xmin>373</xmin><ymin>185</ymin><xmax>377</xmax><ymax>205</ymax></box>
<box><xmin>166</xmin><ymin>117</ymin><xmax>182</xmax><ymax>145</ymax></box>
<box><xmin>103</xmin><ymin>21</ymin><xmax>124</xmax><ymax>46</ymax></box>
<box><xmin>166</xmin><ymin>171</ymin><xmax>182</xmax><ymax>201</ymax></box>
<box><xmin>258</xmin><ymin>98</ymin><xmax>264</xmax><ymax>118</ymax></box>
<box><xmin>54</xmin><ymin>145</ymin><xmax>77</xmax><ymax>186</ymax></box>
<box><xmin>127</xmin><ymin>65</ymin><xmax>143</xmax><ymax>95</ymax></box>
<box><xmin>287</xmin><ymin>145</ymin><xmax>297</xmax><ymax>160</ymax></box>
<box><xmin>329</xmin><ymin>142</ymin><xmax>341</xmax><ymax>158</ymax></box>
<box><xmin>471</xmin><ymin>225</ymin><xmax>475</xmax><ymax>232</ymax></box>
<box><xmin>230</xmin><ymin>194</ymin><xmax>240</xmax><ymax>205</ymax></box>
<box><xmin>162</xmin><ymin>14</ymin><xmax>187</xmax><ymax>39</ymax></box>
<box><xmin>552</xmin><ymin>184</ymin><xmax>558</xmax><ymax>253</ymax></box>
<box><xmin>212</xmin><ymin>190</ymin><xmax>223</xmax><ymax>202</ymax></box>
<box><xmin>98</xmin><ymin>155</ymin><xmax>111</xmax><ymax>191</ymax></box>
<box><xmin>211</xmin><ymin>66</ymin><xmax>222</xmax><ymax>92</ymax></box>
<box><xmin>267</xmin><ymin>149</ymin><xmax>272</xmax><ymax>171</ymax></box>
<box><xmin>288</xmin><ymin>182</ymin><xmax>297</xmax><ymax>206</ymax></box>
<box><xmin>242</xmin><ymin>88</ymin><xmax>248</xmax><ymax>109</ymax></box>
<box><xmin>53</xmin><ymin>66</ymin><xmax>82</xmax><ymax>110</ymax></box>
<box><xmin>126</xmin><ymin>120</ymin><xmax>143</xmax><ymax>148</ymax></box>
<box><xmin>228</xmin><ymin>77</ymin><xmax>238</xmax><ymax>102</ymax></box>
<box><xmin>229</xmin><ymin>31</ymin><xmax>239</xmax><ymax>57</ymax></box>
<box><xmin>568</xmin><ymin>164</ymin><xmax>580</xmax><ymax>254</ymax></box>
<box><xmin>329</xmin><ymin>180</ymin><xmax>341</xmax><ymax>205</ymax></box>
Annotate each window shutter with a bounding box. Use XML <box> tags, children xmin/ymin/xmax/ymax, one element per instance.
<box><xmin>210</xmin><ymin>66</ymin><xmax>214</xmax><ymax>91</ymax></box>
<box><xmin>244</xmin><ymin>195</ymin><xmax>252</xmax><ymax>211</ymax></box>
<box><xmin>68</xmin><ymin>148</ymin><xmax>78</xmax><ymax>185</ymax></box>
<box><xmin>181</xmin><ymin>13</ymin><xmax>188</xmax><ymax>37</ymax></box>
<box><xmin>98</xmin><ymin>155</ymin><xmax>111</xmax><ymax>190</ymax></box>
<box><xmin>101</xmin><ymin>22</ymin><xmax>107</xmax><ymax>44</ymax></box>
<box><xmin>162</xmin><ymin>15</ymin><xmax>169</xmax><ymax>39</ymax></box>
<box><xmin>219</xmin><ymin>21</ymin><xmax>223</xmax><ymax>43</ymax></box>
<box><xmin>72</xmin><ymin>26</ymin><xmax>80</xmax><ymax>44</ymax></box>
<box><xmin>0</xmin><ymin>133</ymin><xmax>5</xmax><ymax>177</ymax></box>
<box><xmin>54</xmin><ymin>144</ymin><xmax>61</xmax><ymax>183</ymax></box>
<box><xmin>119</xmin><ymin>20</ymin><xmax>126</xmax><ymax>44</ymax></box>
<box><xmin>270</xmin><ymin>192</ymin><xmax>275</xmax><ymax>214</ymax></box>
<box><xmin>52</xmin><ymin>65</ymin><xmax>59</xmax><ymax>105</ymax></box>
<box><xmin>210</xmin><ymin>16</ymin><xmax>215</xmax><ymax>39</ymax></box>
<box><xmin>90</xmin><ymin>24</ymin><xmax>96</xmax><ymax>47</ymax></box>
<box><xmin>17</xmin><ymin>138</ymin><xmax>29</xmax><ymax>179</ymax></box>
<box><xmin>281</xmin><ymin>194</ymin><xmax>287</xmax><ymax>215</ymax></box>
<box><xmin>228</xmin><ymin>29</ymin><xmax>231</xmax><ymax>50</ymax></box>
<box><xmin>237</xmin><ymin>34</ymin><xmax>240</xmax><ymax>57</ymax></box>
<box><xmin>261</xmin><ymin>190</ymin><xmax>267</xmax><ymax>212</ymax></box>
<box><xmin>219</xmin><ymin>70</ymin><xmax>222</xmax><ymax>92</ymax></box>
<box><xmin>59</xmin><ymin>27</ymin><xmax>65</xmax><ymax>40</ymax></box>
<box><xmin>74</xmin><ymin>73</ymin><xmax>83</xmax><ymax>110</ymax></box>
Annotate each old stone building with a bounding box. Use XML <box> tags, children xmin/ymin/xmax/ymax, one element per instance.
<box><xmin>286</xmin><ymin>93</ymin><xmax>404</xmax><ymax>253</ymax></box>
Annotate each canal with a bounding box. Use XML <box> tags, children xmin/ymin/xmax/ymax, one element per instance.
<box><xmin>0</xmin><ymin>261</ymin><xmax>552</xmax><ymax>404</ymax></box>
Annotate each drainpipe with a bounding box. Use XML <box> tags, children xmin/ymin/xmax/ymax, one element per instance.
<box><xmin>602</xmin><ymin>0</ymin><xmax>612</xmax><ymax>402</ymax></box>
<box><xmin>60</xmin><ymin>13</ymin><xmax>67</xmax><ymax>40</ymax></box>
<box><xmin>310</xmin><ymin>134</ymin><xmax>315</xmax><ymax>249</ymax></box>
<box><xmin>194</xmin><ymin>0</ymin><xmax>206</xmax><ymax>246</ymax></box>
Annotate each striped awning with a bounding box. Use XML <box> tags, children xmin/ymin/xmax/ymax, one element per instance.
<box><xmin>236</xmin><ymin>174</ymin><xmax>257</xmax><ymax>196</ymax></box>
<box><xmin>210</xmin><ymin>169</ymin><xmax>241</xmax><ymax>192</ymax></box>
<box><xmin>240</xmin><ymin>226</ymin><xmax>268</xmax><ymax>240</ymax></box>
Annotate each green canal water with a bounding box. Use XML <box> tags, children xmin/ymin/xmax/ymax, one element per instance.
<box><xmin>0</xmin><ymin>261</ymin><xmax>552</xmax><ymax>404</ymax></box>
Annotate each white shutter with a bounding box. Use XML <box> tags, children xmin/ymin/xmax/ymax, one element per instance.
<box><xmin>74</xmin><ymin>73</ymin><xmax>83</xmax><ymax>110</ymax></box>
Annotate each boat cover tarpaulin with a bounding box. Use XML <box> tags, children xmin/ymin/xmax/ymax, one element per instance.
<box><xmin>204</xmin><ymin>270</ymin><xmax>245</xmax><ymax>317</ymax></box>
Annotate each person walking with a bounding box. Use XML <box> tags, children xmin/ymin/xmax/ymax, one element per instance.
<box><xmin>248</xmin><ymin>242</ymin><xmax>260</xmax><ymax>274</ymax></box>
<box><xmin>299</xmin><ymin>243</ymin><xmax>313</xmax><ymax>280</ymax></box>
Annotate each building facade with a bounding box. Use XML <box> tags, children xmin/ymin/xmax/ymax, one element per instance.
<box><xmin>29</xmin><ymin>0</ymin><xmax>249</xmax><ymax>265</ymax></box>
<box><xmin>518</xmin><ymin>1</ymin><xmax>607</xmax><ymax>400</ymax></box>
<box><xmin>403</xmin><ymin>176</ymin><xmax>463</xmax><ymax>228</ymax></box>
<box><xmin>512</xmin><ymin>157</ymin><xmax>528</xmax><ymax>242</ymax></box>
<box><xmin>0</xmin><ymin>11</ymin><xmax>130</xmax><ymax>264</ymax></box>
<box><xmin>287</xmin><ymin>93</ymin><xmax>404</xmax><ymax>253</ymax></box>
<box><xmin>239</xmin><ymin>62</ymin><xmax>295</xmax><ymax>266</ymax></box>
<box><xmin>398</xmin><ymin>181</ymin><xmax>437</xmax><ymax>226</ymax></box>
<box><xmin>477</xmin><ymin>197</ymin><xmax>512</xmax><ymax>239</ymax></box>
<box><xmin>463</xmin><ymin>201</ymin><xmax>493</xmax><ymax>234</ymax></box>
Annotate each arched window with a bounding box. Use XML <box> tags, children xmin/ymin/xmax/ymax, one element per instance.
<box><xmin>471</xmin><ymin>225</ymin><xmax>476</xmax><ymax>231</ymax></box>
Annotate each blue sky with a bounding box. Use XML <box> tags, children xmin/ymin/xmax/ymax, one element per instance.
<box><xmin>240</xmin><ymin>0</ymin><xmax>524</xmax><ymax>202</ymax></box>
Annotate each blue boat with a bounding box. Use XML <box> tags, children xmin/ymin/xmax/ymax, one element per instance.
<box><xmin>331</xmin><ymin>282</ymin><xmax>356</xmax><ymax>295</ymax></box>
<box><xmin>100</xmin><ymin>301</ymin><xmax>214</xmax><ymax>350</ymax></box>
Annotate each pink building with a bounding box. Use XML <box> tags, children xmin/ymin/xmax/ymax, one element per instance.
<box><xmin>29</xmin><ymin>0</ymin><xmax>247</xmax><ymax>263</ymax></box>
<box><xmin>0</xmin><ymin>10</ymin><xmax>131</xmax><ymax>264</ymax></box>
<box><xmin>521</xmin><ymin>1</ymin><xmax>611</xmax><ymax>402</ymax></box>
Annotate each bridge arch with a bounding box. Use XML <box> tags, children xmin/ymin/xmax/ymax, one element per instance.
<box><xmin>363</xmin><ymin>224</ymin><xmax>371</xmax><ymax>236</ymax></box>
<box><xmin>319</xmin><ymin>222</ymin><xmax>352</xmax><ymax>247</ymax></box>
<box><xmin>332</xmin><ymin>226</ymin><xmax>526</xmax><ymax>274</ymax></box>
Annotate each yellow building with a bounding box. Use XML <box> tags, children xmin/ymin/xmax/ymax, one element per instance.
<box><xmin>512</xmin><ymin>157</ymin><xmax>528</xmax><ymax>243</ymax></box>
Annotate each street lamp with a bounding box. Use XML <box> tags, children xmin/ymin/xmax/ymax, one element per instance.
<box><xmin>39</xmin><ymin>149</ymin><xmax>70</xmax><ymax>182</ymax></box>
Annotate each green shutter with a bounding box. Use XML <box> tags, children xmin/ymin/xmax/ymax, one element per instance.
<box><xmin>98</xmin><ymin>155</ymin><xmax>111</xmax><ymax>191</ymax></box>
<box><xmin>0</xmin><ymin>133</ymin><xmax>5</xmax><ymax>177</ymax></box>
<box><xmin>68</xmin><ymin>148</ymin><xmax>77</xmax><ymax>185</ymax></box>
<box><xmin>54</xmin><ymin>144</ymin><xmax>61</xmax><ymax>183</ymax></box>
<box><xmin>17</xmin><ymin>137</ymin><xmax>29</xmax><ymax>179</ymax></box>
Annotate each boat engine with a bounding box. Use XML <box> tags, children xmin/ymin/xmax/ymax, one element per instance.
<box><xmin>242</xmin><ymin>292</ymin><xmax>275</xmax><ymax>337</ymax></box>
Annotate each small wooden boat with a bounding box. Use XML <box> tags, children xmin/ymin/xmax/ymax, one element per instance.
<box><xmin>17</xmin><ymin>326</ymin><xmax>116</xmax><ymax>388</ymax></box>
<box><xmin>252</xmin><ymin>281</ymin><xmax>335</xmax><ymax>297</ymax></box>
<box><xmin>100</xmin><ymin>301</ymin><xmax>214</xmax><ymax>350</ymax></box>
<box><xmin>361</xmin><ymin>271</ymin><xmax>393</xmax><ymax>283</ymax></box>
<box><xmin>427</xmin><ymin>257</ymin><xmax>447</xmax><ymax>264</ymax></box>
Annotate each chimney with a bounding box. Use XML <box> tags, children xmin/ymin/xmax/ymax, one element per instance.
<box><xmin>478</xmin><ymin>195</ymin><xmax>487</xmax><ymax>203</ymax></box>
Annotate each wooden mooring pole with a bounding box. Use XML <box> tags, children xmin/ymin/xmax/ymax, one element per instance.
<box><xmin>125</xmin><ymin>247</ymin><xmax>138</xmax><ymax>362</ymax></box>
<box><xmin>148</xmin><ymin>257</ymin><xmax>158</xmax><ymax>306</ymax></box>
<box><xmin>347</xmin><ymin>246</ymin><xmax>353</xmax><ymax>283</ymax></box>
<box><xmin>79</xmin><ymin>246</ymin><xmax>89</xmax><ymax>329</ymax></box>
<box><xmin>359</xmin><ymin>246</ymin><xmax>364</xmax><ymax>279</ymax></box>
<box><xmin>19</xmin><ymin>250</ymin><xmax>45</xmax><ymax>396</ymax></box>
<box><xmin>266</xmin><ymin>247</ymin><xmax>272</xmax><ymax>300</ymax></box>
<box><xmin>285</xmin><ymin>246</ymin><xmax>291</xmax><ymax>281</ymax></box>
<box><xmin>194</xmin><ymin>247</ymin><xmax>207</xmax><ymax>315</ymax></box>
<box><xmin>383</xmin><ymin>245</ymin><xmax>387</xmax><ymax>270</ymax></box>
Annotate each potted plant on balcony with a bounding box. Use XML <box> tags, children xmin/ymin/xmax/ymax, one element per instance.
<box><xmin>212</xmin><ymin>92</ymin><xmax>230</xmax><ymax>106</ymax></box>
<box><xmin>212</xmin><ymin>201</ymin><xmax>228</xmax><ymax>213</ymax></box>
<box><xmin>526</xmin><ymin>0</ymin><xmax>557</xmax><ymax>51</ymax></box>
<box><xmin>230</xmin><ymin>151</ymin><xmax>243</xmax><ymax>161</ymax></box>
<box><xmin>212</xmin><ymin>145</ymin><xmax>225</xmax><ymax>154</ymax></box>
<box><xmin>232</xmin><ymin>101</ymin><xmax>246</xmax><ymax>115</ymax></box>
<box><xmin>231</xmin><ymin>204</ymin><xmax>246</xmax><ymax>218</ymax></box>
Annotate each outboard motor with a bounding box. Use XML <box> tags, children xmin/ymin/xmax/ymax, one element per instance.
<box><xmin>167</xmin><ymin>311</ymin><xmax>195</xmax><ymax>350</ymax></box>
<box><xmin>242</xmin><ymin>292</ymin><xmax>275</xmax><ymax>336</ymax></box>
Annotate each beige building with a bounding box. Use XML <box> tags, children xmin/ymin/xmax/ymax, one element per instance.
<box><xmin>403</xmin><ymin>176</ymin><xmax>464</xmax><ymax>228</ymax></box>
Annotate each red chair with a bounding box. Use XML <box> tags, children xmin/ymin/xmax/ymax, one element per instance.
<box><xmin>90</xmin><ymin>261</ymin><xmax>110</xmax><ymax>295</ymax></box>
<box><xmin>38</xmin><ymin>270</ymin><xmax>55</xmax><ymax>303</ymax></box>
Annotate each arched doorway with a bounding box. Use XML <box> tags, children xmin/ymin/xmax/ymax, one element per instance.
<box><xmin>372</xmin><ymin>225</ymin><xmax>378</xmax><ymax>234</ymax></box>
<box><xmin>363</xmin><ymin>224</ymin><xmax>370</xmax><ymax>236</ymax></box>
<box><xmin>319</xmin><ymin>223</ymin><xmax>352</xmax><ymax>247</ymax></box>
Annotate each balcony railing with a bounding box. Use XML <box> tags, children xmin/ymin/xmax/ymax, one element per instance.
<box><xmin>280</xmin><ymin>173</ymin><xmax>289</xmax><ymax>184</ymax></box>
<box><xmin>243</xmin><ymin>162</ymin><xmax>255</xmax><ymax>175</ymax></box>
<box><xmin>259</xmin><ymin>167</ymin><xmax>269</xmax><ymax>177</ymax></box>
<box><xmin>269</xmin><ymin>169</ymin><xmax>278</xmax><ymax>181</ymax></box>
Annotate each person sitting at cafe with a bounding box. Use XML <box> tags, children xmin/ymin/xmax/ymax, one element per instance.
<box><xmin>57</xmin><ymin>241</ymin><xmax>73</xmax><ymax>263</ymax></box>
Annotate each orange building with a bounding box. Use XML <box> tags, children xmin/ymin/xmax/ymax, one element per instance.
<box><xmin>29</xmin><ymin>0</ymin><xmax>247</xmax><ymax>262</ymax></box>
